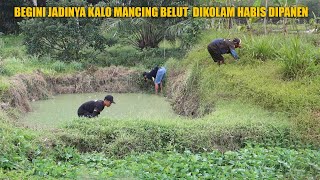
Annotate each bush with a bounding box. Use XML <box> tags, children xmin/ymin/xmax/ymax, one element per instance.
<box><xmin>245</xmin><ymin>35</ymin><xmax>277</xmax><ymax>61</ymax></box>
<box><xmin>69</xmin><ymin>61</ymin><xmax>84</xmax><ymax>71</ymax></box>
<box><xmin>278</xmin><ymin>38</ymin><xmax>317</xmax><ymax>79</ymax></box>
<box><xmin>0</xmin><ymin>35</ymin><xmax>26</xmax><ymax>59</ymax></box>
<box><xmin>102</xmin><ymin>45</ymin><xmax>142</xmax><ymax>67</ymax></box>
<box><xmin>96</xmin><ymin>45</ymin><xmax>181</xmax><ymax>68</ymax></box>
<box><xmin>0</xmin><ymin>57</ymin><xmax>27</xmax><ymax>76</ymax></box>
<box><xmin>52</xmin><ymin>61</ymin><xmax>66</xmax><ymax>72</ymax></box>
<box><xmin>18</xmin><ymin>1</ymin><xmax>105</xmax><ymax>62</ymax></box>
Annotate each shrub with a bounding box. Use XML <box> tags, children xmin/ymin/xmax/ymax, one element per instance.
<box><xmin>52</xmin><ymin>61</ymin><xmax>66</xmax><ymax>72</ymax></box>
<box><xmin>69</xmin><ymin>61</ymin><xmax>84</xmax><ymax>71</ymax></box>
<box><xmin>97</xmin><ymin>45</ymin><xmax>180</xmax><ymax>68</ymax></box>
<box><xmin>102</xmin><ymin>45</ymin><xmax>142</xmax><ymax>67</ymax></box>
<box><xmin>18</xmin><ymin>1</ymin><xmax>105</xmax><ymax>62</ymax></box>
<box><xmin>278</xmin><ymin>38</ymin><xmax>317</xmax><ymax>79</ymax></box>
<box><xmin>0</xmin><ymin>57</ymin><xmax>26</xmax><ymax>76</ymax></box>
<box><xmin>245</xmin><ymin>35</ymin><xmax>277</xmax><ymax>61</ymax></box>
<box><xmin>0</xmin><ymin>35</ymin><xmax>26</xmax><ymax>59</ymax></box>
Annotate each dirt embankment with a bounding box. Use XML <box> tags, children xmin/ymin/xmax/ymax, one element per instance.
<box><xmin>166</xmin><ymin>68</ymin><xmax>212</xmax><ymax>118</ymax></box>
<box><xmin>46</xmin><ymin>67</ymin><xmax>140</xmax><ymax>94</ymax></box>
<box><xmin>1</xmin><ymin>65</ymin><xmax>208</xmax><ymax>117</ymax></box>
<box><xmin>1</xmin><ymin>66</ymin><xmax>141</xmax><ymax>113</ymax></box>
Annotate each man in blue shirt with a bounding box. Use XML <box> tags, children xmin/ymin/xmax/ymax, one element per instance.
<box><xmin>207</xmin><ymin>38</ymin><xmax>241</xmax><ymax>65</ymax></box>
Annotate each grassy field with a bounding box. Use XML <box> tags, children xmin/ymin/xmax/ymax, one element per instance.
<box><xmin>1</xmin><ymin>29</ymin><xmax>320</xmax><ymax>178</ymax></box>
<box><xmin>166</xmin><ymin>30</ymin><xmax>320</xmax><ymax>143</ymax></box>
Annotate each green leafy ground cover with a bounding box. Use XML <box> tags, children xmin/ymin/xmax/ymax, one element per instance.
<box><xmin>1</xmin><ymin>29</ymin><xmax>320</xmax><ymax>178</ymax></box>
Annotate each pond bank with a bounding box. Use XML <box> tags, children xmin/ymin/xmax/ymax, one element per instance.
<box><xmin>1</xmin><ymin>66</ymin><xmax>142</xmax><ymax>113</ymax></box>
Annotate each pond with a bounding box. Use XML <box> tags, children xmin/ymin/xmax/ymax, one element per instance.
<box><xmin>21</xmin><ymin>93</ymin><xmax>178</xmax><ymax>129</ymax></box>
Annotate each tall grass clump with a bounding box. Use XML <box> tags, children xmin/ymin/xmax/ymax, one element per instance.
<box><xmin>0</xmin><ymin>35</ymin><xmax>26</xmax><ymax>59</ymax></box>
<box><xmin>278</xmin><ymin>38</ymin><xmax>317</xmax><ymax>79</ymax></box>
<box><xmin>244</xmin><ymin>35</ymin><xmax>278</xmax><ymax>61</ymax></box>
<box><xmin>0</xmin><ymin>78</ymin><xmax>10</xmax><ymax>98</ymax></box>
<box><xmin>69</xmin><ymin>61</ymin><xmax>84</xmax><ymax>71</ymax></box>
<box><xmin>0</xmin><ymin>57</ymin><xmax>28</xmax><ymax>76</ymax></box>
<box><xmin>51</xmin><ymin>61</ymin><xmax>67</xmax><ymax>72</ymax></box>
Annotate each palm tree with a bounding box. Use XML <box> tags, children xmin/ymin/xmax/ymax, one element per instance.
<box><xmin>103</xmin><ymin>0</ymin><xmax>206</xmax><ymax>49</ymax></box>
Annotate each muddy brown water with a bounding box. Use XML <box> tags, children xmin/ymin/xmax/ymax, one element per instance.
<box><xmin>21</xmin><ymin>93</ymin><xmax>179</xmax><ymax>129</ymax></box>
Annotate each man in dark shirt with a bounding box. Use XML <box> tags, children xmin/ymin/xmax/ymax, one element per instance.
<box><xmin>207</xmin><ymin>38</ymin><xmax>241</xmax><ymax>65</ymax></box>
<box><xmin>143</xmin><ymin>66</ymin><xmax>166</xmax><ymax>94</ymax></box>
<box><xmin>77</xmin><ymin>95</ymin><xmax>115</xmax><ymax>118</ymax></box>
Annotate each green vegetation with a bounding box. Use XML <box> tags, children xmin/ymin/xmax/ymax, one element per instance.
<box><xmin>99</xmin><ymin>44</ymin><xmax>184</xmax><ymax>68</ymax></box>
<box><xmin>0</xmin><ymin>35</ymin><xmax>87</xmax><ymax>76</ymax></box>
<box><xmin>1</xmin><ymin>111</ymin><xmax>319</xmax><ymax>179</ymax></box>
<box><xmin>167</xmin><ymin>30</ymin><xmax>320</xmax><ymax>145</ymax></box>
<box><xmin>59</xmin><ymin>102</ymin><xmax>296</xmax><ymax>157</ymax></box>
<box><xmin>1</xmin><ymin>0</ymin><xmax>320</xmax><ymax>177</ymax></box>
<box><xmin>1</xmin><ymin>28</ymin><xmax>320</xmax><ymax>178</ymax></box>
<box><xmin>19</xmin><ymin>4</ymin><xmax>106</xmax><ymax>61</ymax></box>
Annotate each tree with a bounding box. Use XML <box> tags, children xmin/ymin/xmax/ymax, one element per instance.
<box><xmin>272</xmin><ymin>0</ymin><xmax>296</xmax><ymax>34</ymax></box>
<box><xmin>263</xmin><ymin>0</ymin><xmax>268</xmax><ymax>34</ymax></box>
<box><xmin>19</xmin><ymin>0</ymin><xmax>106</xmax><ymax>61</ymax></box>
<box><xmin>104</xmin><ymin>0</ymin><xmax>207</xmax><ymax>49</ymax></box>
<box><xmin>0</xmin><ymin>0</ymin><xmax>24</xmax><ymax>33</ymax></box>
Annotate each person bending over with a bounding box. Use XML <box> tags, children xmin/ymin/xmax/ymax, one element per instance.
<box><xmin>143</xmin><ymin>66</ymin><xmax>166</xmax><ymax>94</ymax></box>
<box><xmin>77</xmin><ymin>95</ymin><xmax>115</xmax><ymax>118</ymax></box>
<box><xmin>207</xmin><ymin>38</ymin><xmax>241</xmax><ymax>65</ymax></box>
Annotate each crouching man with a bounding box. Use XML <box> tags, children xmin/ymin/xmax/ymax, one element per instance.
<box><xmin>77</xmin><ymin>95</ymin><xmax>115</xmax><ymax>118</ymax></box>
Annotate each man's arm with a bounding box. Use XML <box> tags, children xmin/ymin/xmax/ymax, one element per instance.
<box><xmin>226</xmin><ymin>40</ymin><xmax>239</xmax><ymax>60</ymax></box>
<box><xmin>230</xmin><ymin>49</ymin><xmax>239</xmax><ymax>60</ymax></box>
<box><xmin>88</xmin><ymin>109</ymin><xmax>100</xmax><ymax>118</ymax></box>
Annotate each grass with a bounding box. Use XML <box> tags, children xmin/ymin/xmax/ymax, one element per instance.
<box><xmin>0</xmin><ymin>35</ymin><xmax>26</xmax><ymax>59</ymax></box>
<box><xmin>0</xmin><ymin>55</ymin><xmax>88</xmax><ymax>76</ymax></box>
<box><xmin>0</xmin><ymin>77</ymin><xmax>10</xmax><ymax>99</ymax></box>
<box><xmin>166</xmin><ymin>29</ymin><xmax>320</xmax><ymax>145</ymax></box>
<box><xmin>0</xmin><ymin>35</ymin><xmax>87</xmax><ymax>77</ymax></box>
<box><xmin>1</xmin><ymin>28</ymin><xmax>320</xmax><ymax>178</ymax></box>
<box><xmin>1</xmin><ymin>109</ymin><xmax>319</xmax><ymax>179</ymax></box>
<box><xmin>58</xmin><ymin>105</ymin><xmax>298</xmax><ymax>158</ymax></box>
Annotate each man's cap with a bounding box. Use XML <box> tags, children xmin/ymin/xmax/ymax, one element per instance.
<box><xmin>233</xmin><ymin>38</ymin><xmax>241</xmax><ymax>45</ymax></box>
<box><xmin>104</xmin><ymin>95</ymin><xmax>115</xmax><ymax>104</ymax></box>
